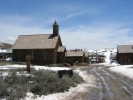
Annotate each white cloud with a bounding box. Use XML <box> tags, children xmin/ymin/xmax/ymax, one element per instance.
<box><xmin>102</xmin><ymin>40</ymin><xmax>108</xmax><ymax>43</ymax></box>
<box><xmin>129</xmin><ymin>40</ymin><xmax>133</xmax><ymax>43</ymax></box>
<box><xmin>112</xmin><ymin>41</ymin><xmax>120</xmax><ymax>44</ymax></box>
<box><xmin>79</xmin><ymin>26</ymin><xmax>85</xmax><ymax>28</ymax></box>
<box><xmin>126</xmin><ymin>40</ymin><xmax>133</xmax><ymax>45</ymax></box>
<box><xmin>0</xmin><ymin>15</ymin><xmax>133</xmax><ymax>49</ymax></box>
<box><xmin>7</xmin><ymin>37</ymin><xmax>15</xmax><ymax>41</ymax></box>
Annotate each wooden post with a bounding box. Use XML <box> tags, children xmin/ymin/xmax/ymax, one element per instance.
<box><xmin>26</xmin><ymin>55</ymin><xmax>31</xmax><ymax>73</ymax></box>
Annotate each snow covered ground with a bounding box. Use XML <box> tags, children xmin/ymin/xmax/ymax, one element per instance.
<box><xmin>0</xmin><ymin>65</ymin><xmax>72</xmax><ymax>71</ymax></box>
<box><xmin>0</xmin><ymin>64</ymin><xmax>96</xmax><ymax>100</ymax></box>
<box><xmin>5</xmin><ymin>57</ymin><xmax>12</xmax><ymax>61</ymax></box>
<box><xmin>25</xmin><ymin>69</ymin><xmax>96</xmax><ymax>100</ymax></box>
<box><xmin>109</xmin><ymin>65</ymin><xmax>133</xmax><ymax>80</ymax></box>
<box><xmin>1</xmin><ymin>48</ymin><xmax>133</xmax><ymax>99</ymax></box>
<box><xmin>98</xmin><ymin>48</ymin><xmax>133</xmax><ymax>80</ymax></box>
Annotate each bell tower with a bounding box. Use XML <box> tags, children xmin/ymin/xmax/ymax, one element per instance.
<box><xmin>53</xmin><ymin>20</ymin><xmax>59</xmax><ymax>36</ymax></box>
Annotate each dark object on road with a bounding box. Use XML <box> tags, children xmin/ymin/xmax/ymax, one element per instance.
<box><xmin>58</xmin><ymin>70</ymin><xmax>73</xmax><ymax>78</ymax></box>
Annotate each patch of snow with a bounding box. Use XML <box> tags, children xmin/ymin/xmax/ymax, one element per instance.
<box><xmin>0</xmin><ymin>65</ymin><xmax>72</xmax><ymax>72</ymax></box>
<box><xmin>0</xmin><ymin>72</ymin><xmax>9</xmax><ymax>77</ymax></box>
<box><xmin>24</xmin><ymin>69</ymin><xmax>96</xmax><ymax>100</ymax></box>
<box><xmin>5</xmin><ymin>57</ymin><xmax>12</xmax><ymax>61</ymax></box>
<box><xmin>33</xmin><ymin>66</ymin><xmax>72</xmax><ymax>71</ymax></box>
<box><xmin>109</xmin><ymin>65</ymin><xmax>133</xmax><ymax>80</ymax></box>
<box><xmin>96</xmin><ymin>48</ymin><xmax>133</xmax><ymax>81</ymax></box>
<box><xmin>103</xmin><ymin>50</ymin><xmax>110</xmax><ymax>63</ymax></box>
<box><xmin>0</xmin><ymin>50</ymin><xmax>6</xmax><ymax>53</ymax></box>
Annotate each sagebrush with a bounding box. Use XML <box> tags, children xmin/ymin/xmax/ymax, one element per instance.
<box><xmin>0</xmin><ymin>68</ymin><xmax>83</xmax><ymax>99</ymax></box>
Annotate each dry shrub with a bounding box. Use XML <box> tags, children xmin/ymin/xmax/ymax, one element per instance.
<box><xmin>0</xmin><ymin>68</ymin><xmax>84</xmax><ymax>99</ymax></box>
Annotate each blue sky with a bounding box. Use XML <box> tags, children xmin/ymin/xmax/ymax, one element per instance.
<box><xmin>0</xmin><ymin>0</ymin><xmax>133</xmax><ymax>50</ymax></box>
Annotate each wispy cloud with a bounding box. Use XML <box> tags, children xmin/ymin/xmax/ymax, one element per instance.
<box><xmin>62</xmin><ymin>11</ymin><xmax>87</xmax><ymax>21</ymax></box>
<box><xmin>7</xmin><ymin>37</ymin><xmax>15</xmax><ymax>41</ymax></box>
<box><xmin>0</xmin><ymin>14</ymin><xmax>133</xmax><ymax>49</ymax></box>
<box><xmin>79</xmin><ymin>26</ymin><xmax>85</xmax><ymax>28</ymax></box>
<box><xmin>112</xmin><ymin>41</ymin><xmax>120</xmax><ymax>44</ymax></box>
<box><xmin>126</xmin><ymin>40</ymin><xmax>133</xmax><ymax>45</ymax></box>
<box><xmin>14</xmin><ymin>0</ymin><xmax>18</xmax><ymax>16</ymax></box>
<box><xmin>48</xmin><ymin>4</ymin><xmax>79</xmax><ymax>13</ymax></box>
<box><xmin>102</xmin><ymin>40</ymin><xmax>108</xmax><ymax>43</ymax></box>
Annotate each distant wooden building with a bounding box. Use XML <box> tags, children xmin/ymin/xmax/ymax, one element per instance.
<box><xmin>117</xmin><ymin>45</ymin><xmax>133</xmax><ymax>65</ymax></box>
<box><xmin>84</xmin><ymin>51</ymin><xmax>89</xmax><ymax>63</ymax></box>
<box><xmin>12</xmin><ymin>21</ymin><xmax>66</xmax><ymax>65</ymax></box>
<box><xmin>0</xmin><ymin>42</ymin><xmax>12</xmax><ymax>58</ymax></box>
<box><xmin>65</xmin><ymin>51</ymin><xmax>85</xmax><ymax>65</ymax></box>
<box><xmin>89</xmin><ymin>54</ymin><xmax>105</xmax><ymax>64</ymax></box>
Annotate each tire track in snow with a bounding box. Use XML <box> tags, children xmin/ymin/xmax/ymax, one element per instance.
<box><xmin>92</xmin><ymin>67</ymin><xmax>114</xmax><ymax>100</ymax></box>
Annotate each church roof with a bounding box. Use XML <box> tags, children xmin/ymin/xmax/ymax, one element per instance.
<box><xmin>12</xmin><ymin>34</ymin><xmax>60</xmax><ymax>49</ymax></box>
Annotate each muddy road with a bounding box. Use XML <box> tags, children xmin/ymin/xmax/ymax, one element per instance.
<box><xmin>88</xmin><ymin>65</ymin><xmax>133</xmax><ymax>100</ymax></box>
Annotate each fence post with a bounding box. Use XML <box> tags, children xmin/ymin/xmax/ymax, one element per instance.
<box><xmin>26</xmin><ymin>55</ymin><xmax>31</xmax><ymax>73</ymax></box>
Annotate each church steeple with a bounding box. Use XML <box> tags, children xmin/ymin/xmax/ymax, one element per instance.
<box><xmin>53</xmin><ymin>20</ymin><xmax>59</xmax><ymax>36</ymax></box>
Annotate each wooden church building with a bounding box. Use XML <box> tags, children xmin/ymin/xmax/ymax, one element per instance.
<box><xmin>12</xmin><ymin>21</ymin><xmax>66</xmax><ymax>65</ymax></box>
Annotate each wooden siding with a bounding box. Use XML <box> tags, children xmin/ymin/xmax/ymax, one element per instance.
<box><xmin>53</xmin><ymin>36</ymin><xmax>63</xmax><ymax>64</ymax></box>
<box><xmin>57</xmin><ymin>52</ymin><xmax>65</xmax><ymax>63</ymax></box>
<box><xmin>117</xmin><ymin>53</ymin><xmax>133</xmax><ymax>65</ymax></box>
<box><xmin>12</xmin><ymin>36</ymin><xmax>65</xmax><ymax>65</ymax></box>
<box><xmin>65</xmin><ymin>56</ymin><xmax>84</xmax><ymax>65</ymax></box>
<box><xmin>13</xmin><ymin>49</ymin><xmax>55</xmax><ymax>65</ymax></box>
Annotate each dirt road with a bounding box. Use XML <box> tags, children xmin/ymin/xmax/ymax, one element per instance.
<box><xmin>88</xmin><ymin>65</ymin><xmax>133</xmax><ymax>100</ymax></box>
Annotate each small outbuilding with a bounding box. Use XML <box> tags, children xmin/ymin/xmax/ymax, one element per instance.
<box><xmin>65</xmin><ymin>50</ymin><xmax>85</xmax><ymax>65</ymax></box>
<box><xmin>0</xmin><ymin>42</ymin><xmax>12</xmax><ymax>59</ymax></box>
<box><xmin>117</xmin><ymin>45</ymin><xmax>133</xmax><ymax>65</ymax></box>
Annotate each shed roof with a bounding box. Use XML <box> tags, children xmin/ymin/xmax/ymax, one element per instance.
<box><xmin>57</xmin><ymin>46</ymin><xmax>66</xmax><ymax>52</ymax></box>
<box><xmin>0</xmin><ymin>42</ymin><xmax>12</xmax><ymax>49</ymax></box>
<box><xmin>117</xmin><ymin>45</ymin><xmax>133</xmax><ymax>53</ymax></box>
<box><xmin>12</xmin><ymin>34</ymin><xmax>60</xmax><ymax>49</ymax></box>
<box><xmin>84</xmin><ymin>51</ymin><xmax>89</xmax><ymax>57</ymax></box>
<box><xmin>65</xmin><ymin>51</ymin><xmax>84</xmax><ymax>57</ymax></box>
